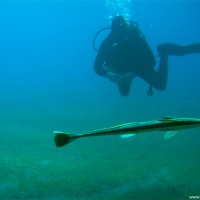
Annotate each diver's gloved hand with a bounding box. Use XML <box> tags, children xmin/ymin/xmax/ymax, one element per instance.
<box><xmin>106</xmin><ymin>72</ymin><xmax>123</xmax><ymax>83</ymax></box>
<box><xmin>106</xmin><ymin>72</ymin><xmax>135</xmax><ymax>84</ymax></box>
<box><xmin>118</xmin><ymin>72</ymin><xmax>135</xmax><ymax>85</ymax></box>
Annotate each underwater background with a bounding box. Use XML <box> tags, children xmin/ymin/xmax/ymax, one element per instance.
<box><xmin>0</xmin><ymin>0</ymin><xmax>200</xmax><ymax>199</ymax></box>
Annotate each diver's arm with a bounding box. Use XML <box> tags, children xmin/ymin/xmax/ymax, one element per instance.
<box><xmin>93</xmin><ymin>39</ymin><xmax>108</xmax><ymax>77</ymax></box>
<box><xmin>93</xmin><ymin>51</ymin><xmax>107</xmax><ymax>76</ymax></box>
<box><xmin>94</xmin><ymin>54</ymin><xmax>126</xmax><ymax>83</ymax></box>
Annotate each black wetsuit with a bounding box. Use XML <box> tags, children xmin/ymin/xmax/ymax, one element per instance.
<box><xmin>93</xmin><ymin>24</ymin><xmax>200</xmax><ymax>96</ymax></box>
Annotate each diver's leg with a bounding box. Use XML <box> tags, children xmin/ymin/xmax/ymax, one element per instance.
<box><xmin>117</xmin><ymin>82</ymin><xmax>131</xmax><ymax>96</ymax></box>
<box><xmin>138</xmin><ymin>55</ymin><xmax>168</xmax><ymax>91</ymax></box>
<box><xmin>139</xmin><ymin>42</ymin><xmax>200</xmax><ymax>91</ymax></box>
<box><xmin>157</xmin><ymin>42</ymin><xmax>200</xmax><ymax>56</ymax></box>
<box><xmin>155</xmin><ymin>55</ymin><xmax>168</xmax><ymax>90</ymax></box>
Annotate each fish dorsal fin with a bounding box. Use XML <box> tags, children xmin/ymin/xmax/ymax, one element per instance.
<box><xmin>159</xmin><ymin>116</ymin><xmax>175</xmax><ymax>123</ymax></box>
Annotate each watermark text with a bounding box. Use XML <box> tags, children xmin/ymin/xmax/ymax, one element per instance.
<box><xmin>189</xmin><ymin>196</ymin><xmax>200</xmax><ymax>199</ymax></box>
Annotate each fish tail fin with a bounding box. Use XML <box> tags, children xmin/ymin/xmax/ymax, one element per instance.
<box><xmin>54</xmin><ymin>131</ymin><xmax>76</xmax><ymax>147</ymax></box>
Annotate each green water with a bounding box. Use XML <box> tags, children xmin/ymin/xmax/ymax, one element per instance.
<box><xmin>0</xmin><ymin>93</ymin><xmax>200</xmax><ymax>199</ymax></box>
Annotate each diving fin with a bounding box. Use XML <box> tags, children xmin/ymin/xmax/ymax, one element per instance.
<box><xmin>157</xmin><ymin>43</ymin><xmax>200</xmax><ymax>56</ymax></box>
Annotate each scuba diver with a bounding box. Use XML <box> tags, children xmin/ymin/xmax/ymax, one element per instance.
<box><xmin>93</xmin><ymin>15</ymin><xmax>200</xmax><ymax>96</ymax></box>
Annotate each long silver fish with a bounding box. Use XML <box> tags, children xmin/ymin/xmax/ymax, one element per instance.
<box><xmin>54</xmin><ymin>116</ymin><xmax>200</xmax><ymax>147</ymax></box>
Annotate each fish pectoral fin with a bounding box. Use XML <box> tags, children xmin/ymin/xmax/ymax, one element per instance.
<box><xmin>120</xmin><ymin>133</ymin><xmax>136</xmax><ymax>139</ymax></box>
<box><xmin>164</xmin><ymin>131</ymin><xmax>178</xmax><ymax>140</ymax></box>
